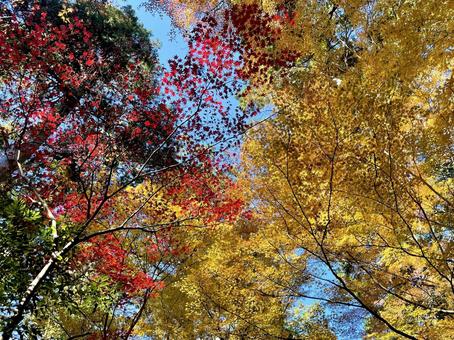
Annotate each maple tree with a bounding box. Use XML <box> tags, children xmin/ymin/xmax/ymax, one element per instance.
<box><xmin>0</xmin><ymin>0</ymin><xmax>251</xmax><ymax>338</ymax></box>
<box><xmin>231</xmin><ymin>0</ymin><xmax>453</xmax><ymax>338</ymax></box>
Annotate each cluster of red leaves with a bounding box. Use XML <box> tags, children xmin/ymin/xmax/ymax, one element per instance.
<box><xmin>225</xmin><ymin>4</ymin><xmax>301</xmax><ymax>80</ymax></box>
<box><xmin>0</xmin><ymin>9</ymin><xmax>95</xmax><ymax>80</ymax></box>
<box><xmin>146</xmin><ymin>232</ymin><xmax>191</xmax><ymax>262</ymax></box>
<box><xmin>0</xmin><ymin>3</ymin><xmax>174</xmax><ymax>210</ymax></box>
<box><xmin>0</xmin><ymin>7</ymin><xmax>96</xmax><ymax>160</ymax></box>
<box><xmin>160</xmin><ymin>15</ymin><xmax>254</xmax><ymax>155</ymax></box>
<box><xmin>0</xmin><ymin>3</ymin><xmax>173</xmax><ymax>299</ymax></box>
<box><xmin>168</xmin><ymin>168</ymin><xmax>244</xmax><ymax>225</ymax></box>
<box><xmin>77</xmin><ymin>234</ymin><xmax>165</xmax><ymax>295</ymax></box>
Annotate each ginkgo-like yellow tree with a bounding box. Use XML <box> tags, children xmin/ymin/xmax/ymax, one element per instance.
<box><xmin>235</xmin><ymin>0</ymin><xmax>453</xmax><ymax>338</ymax></box>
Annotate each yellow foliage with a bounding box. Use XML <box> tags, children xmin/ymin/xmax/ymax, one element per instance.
<box><xmin>231</xmin><ymin>0</ymin><xmax>454</xmax><ymax>338</ymax></box>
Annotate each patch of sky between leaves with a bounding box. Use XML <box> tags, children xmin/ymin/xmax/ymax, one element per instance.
<box><xmin>290</xmin><ymin>251</ymin><xmax>366</xmax><ymax>339</ymax></box>
<box><xmin>123</xmin><ymin>0</ymin><xmax>188</xmax><ymax>63</ymax></box>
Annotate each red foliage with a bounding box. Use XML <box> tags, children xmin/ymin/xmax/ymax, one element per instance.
<box><xmin>0</xmin><ymin>1</ymin><xmax>253</xmax><ymax>298</ymax></box>
<box><xmin>77</xmin><ymin>234</ymin><xmax>164</xmax><ymax>295</ymax></box>
<box><xmin>224</xmin><ymin>4</ymin><xmax>301</xmax><ymax>81</ymax></box>
<box><xmin>160</xmin><ymin>15</ymin><xmax>250</xmax><ymax>156</ymax></box>
<box><xmin>167</xmin><ymin>167</ymin><xmax>245</xmax><ymax>225</ymax></box>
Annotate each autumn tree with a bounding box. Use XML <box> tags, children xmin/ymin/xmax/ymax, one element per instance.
<box><xmin>0</xmin><ymin>0</ymin><xmax>250</xmax><ymax>338</ymax></box>
<box><xmin>3</xmin><ymin>0</ymin><xmax>452</xmax><ymax>338</ymax></box>
<box><xmin>234</xmin><ymin>0</ymin><xmax>453</xmax><ymax>338</ymax></box>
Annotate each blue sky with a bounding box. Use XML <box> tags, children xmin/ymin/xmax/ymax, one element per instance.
<box><xmin>123</xmin><ymin>0</ymin><xmax>188</xmax><ymax>63</ymax></box>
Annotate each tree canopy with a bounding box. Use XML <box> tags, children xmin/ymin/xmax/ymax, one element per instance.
<box><xmin>1</xmin><ymin>0</ymin><xmax>452</xmax><ymax>339</ymax></box>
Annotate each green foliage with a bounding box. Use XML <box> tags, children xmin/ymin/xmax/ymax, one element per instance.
<box><xmin>0</xmin><ymin>194</ymin><xmax>49</xmax><ymax>314</ymax></box>
<box><xmin>71</xmin><ymin>1</ymin><xmax>157</xmax><ymax>68</ymax></box>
